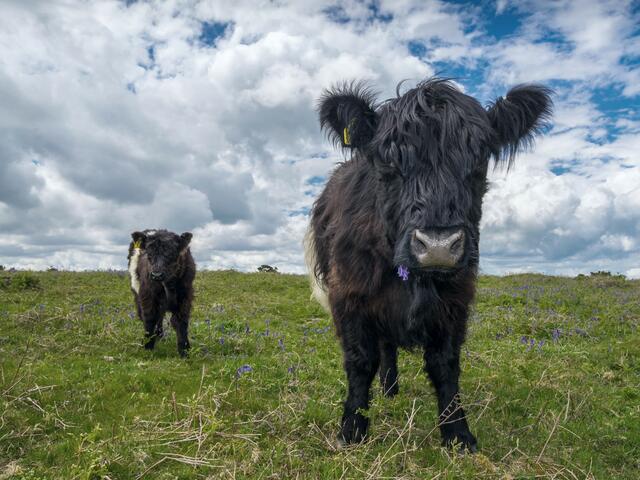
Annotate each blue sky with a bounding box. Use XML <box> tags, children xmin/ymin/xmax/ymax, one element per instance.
<box><xmin>0</xmin><ymin>0</ymin><xmax>638</xmax><ymax>277</ymax></box>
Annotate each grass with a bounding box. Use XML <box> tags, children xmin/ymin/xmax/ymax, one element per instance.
<box><xmin>0</xmin><ymin>270</ymin><xmax>638</xmax><ymax>479</ymax></box>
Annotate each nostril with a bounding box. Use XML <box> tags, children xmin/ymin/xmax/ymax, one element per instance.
<box><xmin>448</xmin><ymin>231</ymin><xmax>465</xmax><ymax>257</ymax></box>
<box><xmin>411</xmin><ymin>230</ymin><xmax>430</xmax><ymax>253</ymax></box>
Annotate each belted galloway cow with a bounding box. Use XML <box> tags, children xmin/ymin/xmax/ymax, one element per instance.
<box><xmin>305</xmin><ymin>78</ymin><xmax>552</xmax><ymax>450</ymax></box>
<box><xmin>128</xmin><ymin>229</ymin><xmax>195</xmax><ymax>357</ymax></box>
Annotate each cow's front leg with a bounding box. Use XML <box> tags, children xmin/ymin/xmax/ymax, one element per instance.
<box><xmin>424</xmin><ymin>331</ymin><xmax>477</xmax><ymax>452</ymax></box>
<box><xmin>170</xmin><ymin>312</ymin><xmax>190</xmax><ymax>357</ymax></box>
<box><xmin>338</xmin><ymin>315</ymin><xmax>380</xmax><ymax>445</ymax></box>
<box><xmin>170</xmin><ymin>291</ymin><xmax>192</xmax><ymax>357</ymax></box>
<box><xmin>379</xmin><ymin>339</ymin><xmax>399</xmax><ymax>397</ymax></box>
<box><xmin>141</xmin><ymin>303</ymin><xmax>163</xmax><ymax>351</ymax></box>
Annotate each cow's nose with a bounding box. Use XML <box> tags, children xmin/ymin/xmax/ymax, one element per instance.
<box><xmin>411</xmin><ymin>228</ymin><xmax>465</xmax><ymax>268</ymax></box>
<box><xmin>150</xmin><ymin>271</ymin><xmax>165</xmax><ymax>281</ymax></box>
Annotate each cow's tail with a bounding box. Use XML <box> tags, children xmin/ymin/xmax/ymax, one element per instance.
<box><xmin>303</xmin><ymin>226</ymin><xmax>331</xmax><ymax>313</ymax></box>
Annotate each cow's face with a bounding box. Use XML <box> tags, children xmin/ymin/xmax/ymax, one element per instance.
<box><xmin>131</xmin><ymin>230</ymin><xmax>192</xmax><ymax>282</ymax></box>
<box><xmin>319</xmin><ymin>79</ymin><xmax>552</xmax><ymax>275</ymax></box>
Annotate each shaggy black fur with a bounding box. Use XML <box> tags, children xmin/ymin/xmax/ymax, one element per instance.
<box><xmin>128</xmin><ymin>229</ymin><xmax>195</xmax><ymax>357</ymax></box>
<box><xmin>311</xmin><ymin>78</ymin><xmax>552</xmax><ymax>449</ymax></box>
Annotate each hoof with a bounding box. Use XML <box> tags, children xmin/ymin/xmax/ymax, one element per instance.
<box><xmin>178</xmin><ymin>342</ymin><xmax>190</xmax><ymax>358</ymax></box>
<box><xmin>339</xmin><ymin>413</ymin><xmax>369</xmax><ymax>445</ymax></box>
<box><xmin>443</xmin><ymin>431</ymin><xmax>478</xmax><ymax>453</ymax></box>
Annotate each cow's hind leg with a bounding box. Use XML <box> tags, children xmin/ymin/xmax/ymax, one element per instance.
<box><xmin>338</xmin><ymin>315</ymin><xmax>380</xmax><ymax>445</ymax></box>
<box><xmin>379</xmin><ymin>340</ymin><xmax>399</xmax><ymax>397</ymax></box>
<box><xmin>423</xmin><ymin>330</ymin><xmax>477</xmax><ymax>452</ymax></box>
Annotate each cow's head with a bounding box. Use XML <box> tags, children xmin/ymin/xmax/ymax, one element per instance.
<box><xmin>319</xmin><ymin>79</ymin><xmax>552</xmax><ymax>275</ymax></box>
<box><xmin>131</xmin><ymin>229</ymin><xmax>192</xmax><ymax>282</ymax></box>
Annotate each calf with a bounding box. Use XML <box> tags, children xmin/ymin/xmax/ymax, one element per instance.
<box><xmin>128</xmin><ymin>229</ymin><xmax>195</xmax><ymax>357</ymax></box>
<box><xmin>306</xmin><ymin>78</ymin><xmax>552</xmax><ymax>450</ymax></box>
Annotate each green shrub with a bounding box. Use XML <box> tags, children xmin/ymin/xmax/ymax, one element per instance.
<box><xmin>0</xmin><ymin>272</ymin><xmax>42</xmax><ymax>291</ymax></box>
<box><xmin>590</xmin><ymin>270</ymin><xmax>626</xmax><ymax>280</ymax></box>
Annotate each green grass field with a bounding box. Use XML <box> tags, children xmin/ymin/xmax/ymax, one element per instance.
<box><xmin>0</xmin><ymin>270</ymin><xmax>638</xmax><ymax>479</ymax></box>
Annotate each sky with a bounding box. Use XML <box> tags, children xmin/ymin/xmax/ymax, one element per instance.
<box><xmin>0</xmin><ymin>0</ymin><xmax>639</xmax><ymax>277</ymax></box>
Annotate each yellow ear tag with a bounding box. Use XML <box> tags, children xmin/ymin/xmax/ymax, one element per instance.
<box><xmin>343</xmin><ymin>126</ymin><xmax>351</xmax><ymax>145</ymax></box>
<box><xmin>133</xmin><ymin>240</ymin><xmax>141</xmax><ymax>249</ymax></box>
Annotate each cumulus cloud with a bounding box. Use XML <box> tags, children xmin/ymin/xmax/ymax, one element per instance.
<box><xmin>0</xmin><ymin>0</ymin><xmax>638</xmax><ymax>278</ymax></box>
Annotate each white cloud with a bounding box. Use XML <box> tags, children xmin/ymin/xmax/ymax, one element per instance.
<box><xmin>0</xmin><ymin>0</ymin><xmax>638</xmax><ymax>278</ymax></box>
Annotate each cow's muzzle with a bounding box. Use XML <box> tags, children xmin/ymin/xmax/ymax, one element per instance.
<box><xmin>150</xmin><ymin>271</ymin><xmax>166</xmax><ymax>281</ymax></box>
<box><xmin>410</xmin><ymin>228</ymin><xmax>465</xmax><ymax>269</ymax></box>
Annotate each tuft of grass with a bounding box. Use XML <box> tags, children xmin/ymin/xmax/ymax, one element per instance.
<box><xmin>0</xmin><ymin>271</ymin><xmax>638</xmax><ymax>478</ymax></box>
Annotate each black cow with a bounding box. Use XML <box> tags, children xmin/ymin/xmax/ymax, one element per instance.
<box><xmin>305</xmin><ymin>78</ymin><xmax>552</xmax><ymax>450</ymax></box>
<box><xmin>128</xmin><ymin>229</ymin><xmax>195</xmax><ymax>357</ymax></box>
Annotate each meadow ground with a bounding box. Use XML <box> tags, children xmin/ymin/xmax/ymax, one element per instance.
<box><xmin>0</xmin><ymin>270</ymin><xmax>638</xmax><ymax>479</ymax></box>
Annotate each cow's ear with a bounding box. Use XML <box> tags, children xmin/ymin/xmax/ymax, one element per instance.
<box><xmin>487</xmin><ymin>84</ymin><xmax>553</xmax><ymax>167</ymax></box>
<box><xmin>318</xmin><ymin>81</ymin><xmax>378</xmax><ymax>150</ymax></box>
<box><xmin>131</xmin><ymin>231</ymin><xmax>146</xmax><ymax>248</ymax></box>
<box><xmin>180</xmin><ymin>232</ymin><xmax>192</xmax><ymax>251</ymax></box>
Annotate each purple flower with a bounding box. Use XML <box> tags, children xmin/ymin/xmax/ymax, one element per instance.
<box><xmin>288</xmin><ymin>366</ymin><xmax>295</xmax><ymax>374</ymax></box>
<box><xmin>278</xmin><ymin>339</ymin><xmax>285</xmax><ymax>351</ymax></box>
<box><xmin>397</xmin><ymin>265</ymin><xmax>410</xmax><ymax>281</ymax></box>
<box><xmin>526</xmin><ymin>338</ymin><xmax>535</xmax><ymax>352</ymax></box>
<box><xmin>235</xmin><ymin>364</ymin><xmax>253</xmax><ymax>378</ymax></box>
<box><xmin>520</xmin><ymin>335</ymin><xmax>528</xmax><ymax>344</ymax></box>
<box><xmin>551</xmin><ymin>328</ymin><xmax>561</xmax><ymax>342</ymax></box>
<box><xmin>219</xmin><ymin>337</ymin><xmax>225</xmax><ymax>345</ymax></box>
<box><xmin>244</xmin><ymin>323</ymin><xmax>250</xmax><ymax>334</ymax></box>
